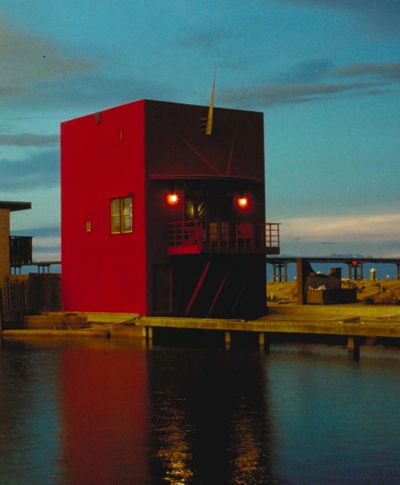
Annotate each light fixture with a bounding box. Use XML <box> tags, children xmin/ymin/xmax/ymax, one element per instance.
<box><xmin>236</xmin><ymin>194</ymin><xmax>250</xmax><ymax>210</ymax></box>
<box><xmin>166</xmin><ymin>192</ymin><xmax>180</xmax><ymax>206</ymax></box>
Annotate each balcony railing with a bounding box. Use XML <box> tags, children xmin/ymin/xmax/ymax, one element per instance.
<box><xmin>167</xmin><ymin>220</ymin><xmax>280</xmax><ymax>255</ymax></box>
<box><xmin>9</xmin><ymin>236</ymin><xmax>33</xmax><ymax>266</ymax></box>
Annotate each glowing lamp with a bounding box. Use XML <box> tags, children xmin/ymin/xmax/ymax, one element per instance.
<box><xmin>236</xmin><ymin>195</ymin><xmax>250</xmax><ymax>210</ymax></box>
<box><xmin>166</xmin><ymin>192</ymin><xmax>179</xmax><ymax>206</ymax></box>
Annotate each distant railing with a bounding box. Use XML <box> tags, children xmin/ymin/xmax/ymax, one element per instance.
<box><xmin>9</xmin><ymin>236</ymin><xmax>33</xmax><ymax>266</ymax></box>
<box><xmin>167</xmin><ymin>220</ymin><xmax>280</xmax><ymax>255</ymax></box>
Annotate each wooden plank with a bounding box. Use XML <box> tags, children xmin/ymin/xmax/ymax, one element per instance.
<box><xmin>136</xmin><ymin>315</ymin><xmax>400</xmax><ymax>339</ymax></box>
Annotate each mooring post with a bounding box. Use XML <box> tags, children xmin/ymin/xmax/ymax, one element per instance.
<box><xmin>0</xmin><ymin>290</ymin><xmax>3</xmax><ymax>332</ymax></box>
<box><xmin>347</xmin><ymin>336</ymin><xmax>360</xmax><ymax>360</ymax></box>
<box><xmin>259</xmin><ymin>332</ymin><xmax>265</xmax><ymax>352</ymax></box>
<box><xmin>145</xmin><ymin>326</ymin><xmax>153</xmax><ymax>348</ymax></box>
<box><xmin>225</xmin><ymin>331</ymin><xmax>231</xmax><ymax>350</ymax></box>
<box><xmin>259</xmin><ymin>332</ymin><xmax>270</xmax><ymax>353</ymax></box>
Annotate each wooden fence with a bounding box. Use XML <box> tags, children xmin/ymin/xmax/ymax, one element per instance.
<box><xmin>1</xmin><ymin>274</ymin><xmax>61</xmax><ymax>324</ymax></box>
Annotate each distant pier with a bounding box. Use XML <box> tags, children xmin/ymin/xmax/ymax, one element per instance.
<box><xmin>268</xmin><ymin>256</ymin><xmax>400</xmax><ymax>282</ymax></box>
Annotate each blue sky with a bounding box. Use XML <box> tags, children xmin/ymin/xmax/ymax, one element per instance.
<box><xmin>1</xmin><ymin>0</ymin><xmax>399</xmax><ymax>259</ymax></box>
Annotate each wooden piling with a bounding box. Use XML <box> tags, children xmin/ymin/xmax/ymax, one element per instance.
<box><xmin>347</xmin><ymin>336</ymin><xmax>360</xmax><ymax>360</ymax></box>
<box><xmin>145</xmin><ymin>326</ymin><xmax>154</xmax><ymax>348</ymax></box>
<box><xmin>225</xmin><ymin>331</ymin><xmax>231</xmax><ymax>350</ymax></box>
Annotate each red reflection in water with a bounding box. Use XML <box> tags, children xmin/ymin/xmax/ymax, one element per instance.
<box><xmin>59</xmin><ymin>344</ymin><xmax>149</xmax><ymax>483</ymax></box>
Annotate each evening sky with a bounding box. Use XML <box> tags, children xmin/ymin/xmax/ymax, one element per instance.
<box><xmin>1</xmin><ymin>0</ymin><xmax>399</xmax><ymax>259</ymax></box>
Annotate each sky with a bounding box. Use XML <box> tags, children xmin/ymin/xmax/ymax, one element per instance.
<box><xmin>1</xmin><ymin>0</ymin><xmax>399</xmax><ymax>260</ymax></box>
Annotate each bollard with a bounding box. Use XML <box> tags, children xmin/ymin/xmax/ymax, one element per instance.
<box><xmin>370</xmin><ymin>268</ymin><xmax>376</xmax><ymax>281</ymax></box>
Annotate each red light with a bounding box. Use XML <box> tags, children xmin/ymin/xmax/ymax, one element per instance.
<box><xmin>166</xmin><ymin>192</ymin><xmax>179</xmax><ymax>206</ymax></box>
<box><xmin>236</xmin><ymin>195</ymin><xmax>250</xmax><ymax>210</ymax></box>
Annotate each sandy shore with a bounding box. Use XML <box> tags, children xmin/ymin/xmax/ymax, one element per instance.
<box><xmin>267</xmin><ymin>279</ymin><xmax>400</xmax><ymax>305</ymax></box>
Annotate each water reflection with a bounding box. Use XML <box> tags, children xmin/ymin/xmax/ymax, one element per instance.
<box><xmin>0</xmin><ymin>339</ymin><xmax>60</xmax><ymax>483</ymax></box>
<box><xmin>59</xmin><ymin>340</ymin><xmax>149</xmax><ymax>483</ymax></box>
<box><xmin>148</xmin><ymin>349</ymin><xmax>277</xmax><ymax>484</ymax></box>
<box><xmin>2</xmin><ymin>339</ymin><xmax>400</xmax><ymax>483</ymax></box>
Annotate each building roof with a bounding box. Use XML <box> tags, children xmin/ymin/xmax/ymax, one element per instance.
<box><xmin>0</xmin><ymin>201</ymin><xmax>31</xmax><ymax>211</ymax></box>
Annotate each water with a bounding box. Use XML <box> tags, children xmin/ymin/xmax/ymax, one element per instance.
<box><xmin>1</xmin><ymin>338</ymin><xmax>400</xmax><ymax>484</ymax></box>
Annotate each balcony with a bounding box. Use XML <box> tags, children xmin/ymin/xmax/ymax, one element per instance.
<box><xmin>167</xmin><ymin>220</ymin><xmax>280</xmax><ymax>256</ymax></box>
<box><xmin>10</xmin><ymin>236</ymin><xmax>33</xmax><ymax>266</ymax></box>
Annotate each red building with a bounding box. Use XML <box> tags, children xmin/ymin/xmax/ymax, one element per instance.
<box><xmin>61</xmin><ymin>100</ymin><xmax>279</xmax><ymax>318</ymax></box>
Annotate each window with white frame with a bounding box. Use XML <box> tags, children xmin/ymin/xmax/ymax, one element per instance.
<box><xmin>110</xmin><ymin>196</ymin><xmax>133</xmax><ymax>234</ymax></box>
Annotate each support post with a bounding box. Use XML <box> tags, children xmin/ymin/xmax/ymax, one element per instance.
<box><xmin>347</xmin><ymin>336</ymin><xmax>360</xmax><ymax>361</ymax></box>
<box><xmin>296</xmin><ymin>258</ymin><xmax>314</xmax><ymax>305</ymax></box>
<box><xmin>0</xmin><ymin>290</ymin><xmax>3</xmax><ymax>332</ymax></box>
<box><xmin>259</xmin><ymin>332</ymin><xmax>265</xmax><ymax>352</ymax></box>
<box><xmin>259</xmin><ymin>332</ymin><xmax>270</xmax><ymax>353</ymax></box>
<box><xmin>225</xmin><ymin>331</ymin><xmax>231</xmax><ymax>350</ymax></box>
<box><xmin>359</xmin><ymin>263</ymin><xmax>364</xmax><ymax>280</ymax></box>
<box><xmin>283</xmin><ymin>263</ymin><xmax>288</xmax><ymax>282</ymax></box>
<box><xmin>146</xmin><ymin>326</ymin><xmax>153</xmax><ymax>348</ymax></box>
<box><xmin>397</xmin><ymin>264</ymin><xmax>400</xmax><ymax>280</ymax></box>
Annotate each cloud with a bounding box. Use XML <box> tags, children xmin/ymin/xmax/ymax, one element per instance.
<box><xmin>334</xmin><ymin>63</ymin><xmax>400</xmax><ymax>81</ymax></box>
<box><xmin>272</xmin><ymin>59</ymin><xmax>334</xmax><ymax>84</ymax></box>
<box><xmin>180</xmin><ymin>28</ymin><xmax>228</xmax><ymax>50</ymax></box>
<box><xmin>11</xmin><ymin>226</ymin><xmax>60</xmax><ymax>261</ymax></box>
<box><xmin>273</xmin><ymin>0</ymin><xmax>400</xmax><ymax>34</ymax></box>
<box><xmin>32</xmin><ymin>235</ymin><xmax>61</xmax><ymax>255</ymax></box>
<box><xmin>281</xmin><ymin>213</ymin><xmax>400</xmax><ymax>243</ymax></box>
<box><xmin>222</xmin><ymin>59</ymin><xmax>400</xmax><ymax>107</ymax></box>
<box><xmin>12</xmin><ymin>226</ymin><xmax>60</xmax><ymax>238</ymax></box>
<box><xmin>0</xmin><ymin>15</ymin><xmax>96</xmax><ymax>98</ymax></box>
<box><xmin>0</xmin><ymin>149</ymin><xmax>59</xmax><ymax>192</ymax></box>
<box><xmin>8</xmin><ymin>72</ymin><xmax>179</xmax><ymax>115</ymax></box>
<box><xmin>0</xmin><ymin>133</ymin><xmax>59</xmax><ymax>147</ymax></box>
<box><xmin>32</xmin><ymin>250</ymin><xmax>60</xmax><ymax>262</ymax></box>
<box><xmin>221</xmin><ymin>80</ymin><xmax>382</xmax><ymax>107</ymax></box>
<box><xmin>179</xmin><ymin>28</ymin><xmax>251</xmax><ymax>70</ymax></box>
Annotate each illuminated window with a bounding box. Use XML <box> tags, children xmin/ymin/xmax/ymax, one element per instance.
<box><xmin>111</xmin><ymin>196</ymin><xmax>133</xmax><ymax>234</ymax></box>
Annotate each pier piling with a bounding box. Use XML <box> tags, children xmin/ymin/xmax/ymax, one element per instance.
<box><xmin>347</xmin><ymin>336</ymin><xmax>360</xmax><ymax>361</ymax></box>
<box><xmin>225</xmin><ymin>331</ymin><xmax>231</xmax><ymax>350</ymax></box>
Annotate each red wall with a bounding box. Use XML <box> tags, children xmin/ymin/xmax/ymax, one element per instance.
<box><xmin>61</xmin><ymin>99</ymin><xmax>267</xmax><ymax>316</ymax></box>
<box><xmin>61</xmin><ymin>101</ymin><xmax>147</xmax><ymax>313</ymax></box>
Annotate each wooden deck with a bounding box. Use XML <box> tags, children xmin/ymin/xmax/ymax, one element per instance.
<box><xmin>3</xmin><ymin>304</ymin><xmax>400</xmax><ymax>358</ymax></box>
<box><xmin>136</xmin><ymin>313</ymin><xmax>400</xmax><ymax>339</ymax></box>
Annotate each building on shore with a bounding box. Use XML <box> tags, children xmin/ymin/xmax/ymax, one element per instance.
<box><xmin>61</xmin><ymin>100</ymin><xmax>279</xmax><ymax>317</ymax></box>
<box><xmin>0</xmin><ymin>201</ymin><xmax>32</xmax><ymax>287</ymax></box>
